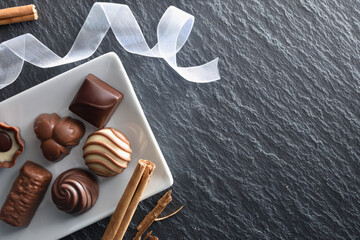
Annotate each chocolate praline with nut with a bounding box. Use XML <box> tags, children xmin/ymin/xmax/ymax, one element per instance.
<box><xmin>0</xmin><ymin>122</ymin><xmax>25</xmax><ymax>168</ymax></box>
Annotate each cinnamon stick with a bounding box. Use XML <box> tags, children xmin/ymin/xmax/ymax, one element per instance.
<box><xmin>0</xmin><ymin>12</ymin><xmax>38</xmax><ymax>26</ymax></box>
<box><xmin>133</xmin><ymin>190</ymin><xmax>173</xmax><ymax>240</ymax></box>
<box><xmin>0</xmin><ymin>4</ymin><xmax>38</xmax><ymax>26</ymax></box>
<box><xmin>102</xmin><ymin>160</ymin><xmax>155</xmax><ymax>240</ymax></box>
<box><xmin>114</xmin><ymin>161</ymin><xmax>155</xmax><ymax>240</ymax></box>
<box><xmin>0</xmin><ymin>4</ymin><xmax>36</xmax><ymax>20</ymax></box>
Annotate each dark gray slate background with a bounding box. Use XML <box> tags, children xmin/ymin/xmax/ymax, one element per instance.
<box><xmin>1</xmin><ymin>0</ymin><xmax>360</xmax><ymax>239</ymax></box>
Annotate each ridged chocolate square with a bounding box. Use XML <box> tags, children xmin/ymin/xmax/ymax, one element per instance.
<box><xmin>69</xmin><ymin>74</ymin><xmax>123</xmax><ymax>128</ymax></box>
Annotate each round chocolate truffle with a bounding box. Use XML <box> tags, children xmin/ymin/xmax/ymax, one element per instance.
<box><xmin>83</xmin><ymin>128</ymin><xmax>132</xmax><ymax>177</ymax></box>
<box><xmin>51</xmin><ymin>169</ymin><xmax>99</xmax><ymax>214</ymax></box>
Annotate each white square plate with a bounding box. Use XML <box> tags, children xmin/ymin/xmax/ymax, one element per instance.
<box><xmin>0</xmin><ymin>52</ymin><xmax>173</xmax><ymax>240</ymax></box>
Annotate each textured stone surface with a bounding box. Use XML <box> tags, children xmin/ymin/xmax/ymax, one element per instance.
<box><xmin>1</xmin><ymin>0</ymin><xmax>360</xmax><ymax>239</ymax></box>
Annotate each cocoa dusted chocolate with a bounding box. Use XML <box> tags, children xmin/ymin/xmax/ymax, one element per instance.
<box><xmin>51</xmin><ymin>168</ymin><xmax>99</xmax><ymax>214</ymax></box>
<box><xmin>0</xmin><ymin>121</ymin><xmax>24</xmax><ymax>168</ymax></box>
<box><xmin>69</xmin><ymin>74</ymin><xmax>123</xmax><ymax>128</ymax></box>
<box><xmin>0</xmin><ymin>161</ymin><xmax>52</xmax><ymax>227</ymax></box>
<box><xmin>34</xmin><ymin>113</ymin><xmax>85</xmax><ymax>162</ymax></box>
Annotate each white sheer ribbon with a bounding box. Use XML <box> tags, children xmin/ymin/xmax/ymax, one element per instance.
<box><xmin>0</xmin><ymin>2</ymin><xmax>220</xmax><ymax>89</ymax></box>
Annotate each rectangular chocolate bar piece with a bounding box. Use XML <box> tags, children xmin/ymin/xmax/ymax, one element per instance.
<box><xmin>69</xmin><ymin>74</ymin><xmax>123</xmax><ymax>128</ymax></box>
<box><xmin>0</xmin><ymin>161</ymin><xmax>52</xmax><ymax>227</ymax></box>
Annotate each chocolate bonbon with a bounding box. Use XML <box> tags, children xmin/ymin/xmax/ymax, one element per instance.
<box><xmin>83</xmin><ymin>128</ymin><xmax>132</xmax><ymax>177</ymax></box>
<box><xmin>34</xmin><ymin>113</ymin><xmax>85</xmax><ymax>162</ymax></box>
<box><xmin>69</xmin><ymin>74</ymin><xmax>123</xmax><ymax>128</ymax></box>
<box><xmin>0</xmin><ymin>161</ymin><xmax>52</xmax><ymax>227</ymax></box>
<box><xmin>0</xmin><ymin>122</ymin><xmax>24</xmax><ymax>168</ymax></box>
<box><xmin>51</xmin><ymin>168</ymin><xmax>99</xmax><ymax>214</ymax></box>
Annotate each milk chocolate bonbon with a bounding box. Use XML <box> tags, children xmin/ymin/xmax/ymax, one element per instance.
<box><xmin>34</xmin><ymin>113</ymin><xmax>85</xmax><ymax>162</ymax></box>
<box><xmin>69</xmin><ymin>74</ymin><xmax>123</xmax><ymax>128</ymax></box>
<box><xmin>0</xmin><ymin>122</ymin><xmax>24</xmax><ymax>168</ymax></box>
<box><xmin>0</xmin><ymin>161</ymin><xmax>52</xmax><ymax>227</ymax></box>
<box><xmin>83</xmin><ymin>128</ymin><xmax>132</xmax><ymax>177</ymax></box>
<box><xmin>51</xmin><ymin>169</ymin><xmax>99</xmax><ymax>214</ymax></box>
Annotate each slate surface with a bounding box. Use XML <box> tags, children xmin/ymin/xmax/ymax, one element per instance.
<box><xmin>1</xmin><ymin>0</ymin><xmax>360</xmax><ymax>239</ymax></box>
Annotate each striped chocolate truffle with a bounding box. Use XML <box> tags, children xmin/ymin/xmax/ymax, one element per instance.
<box><xmin>83</xmin><ymin>128</ymin><xmax>132</xmax><ymax>177</ymax></box>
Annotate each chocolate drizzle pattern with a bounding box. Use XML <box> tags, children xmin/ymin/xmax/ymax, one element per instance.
<box><xmin>83</xmin><ymin>128</ymin><xmax>132</xmax><ymax>177</ymax></box>
<box><xmin>51</xmin><ymin>169</ymin><xmax>99</xmax><ymax>214</ymax></box>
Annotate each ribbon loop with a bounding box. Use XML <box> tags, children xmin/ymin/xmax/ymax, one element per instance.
<box><xmin>0</xmin><ymin>3</ymin><xmax>220</xmax><ymax>90</ymax></box>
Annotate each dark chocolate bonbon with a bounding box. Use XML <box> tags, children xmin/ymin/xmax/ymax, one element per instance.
<box><xmin>51</xmin><ymin>168</ymin><xmax>99</xmax><ymax>214</ymax></box>
<box><xmin>69</xmin><ymin>74</ymin><xmax>123</xmax><ymax>128</ymax></box>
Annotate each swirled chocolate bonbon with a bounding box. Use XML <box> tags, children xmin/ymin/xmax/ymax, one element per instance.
<box><xmin>69</xmin><ymin>74</ymin><xmax>123</xmax><ymax>129</ymax></box>
<box><xmin>34</xmin><ymin>113</ymin><xmax>85</xmax><ymax>162</ymax></box>
<box><xmin>0</xmin><ymin>161</ymin><xmax>52</xmax><ymax>227</ymax></box>
<box><xmin>83</xmin><ymin>128</ymin><xmax>132</xmax><ymax>177</ymax></box>
<box><xmin>51</xmin><ymin>168</ymin><xmax>99</xmax><ymax>214</ymax></box>
<box><xmin>0</xmin><ymin>122</ymin><xmax>24</xmax><ymax>168</ymax></box>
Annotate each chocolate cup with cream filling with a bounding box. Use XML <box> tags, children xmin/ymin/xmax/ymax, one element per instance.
<box><xmin>0</xmin><ymin>122</ymin><xmax>25</xmax><ymax>168</ymax></box>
